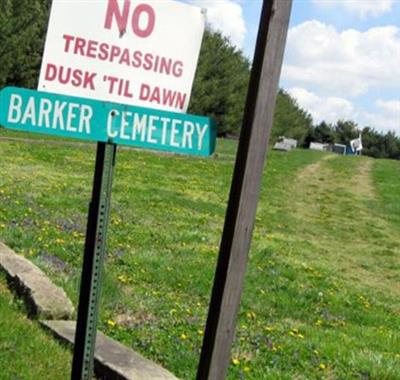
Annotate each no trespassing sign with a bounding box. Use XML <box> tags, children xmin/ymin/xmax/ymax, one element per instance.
<box><xmin>38</xmin><ymin>0</ymin><xmax>205</xmax><ymax>113</ymax></box>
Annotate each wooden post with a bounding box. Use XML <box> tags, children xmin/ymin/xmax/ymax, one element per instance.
<box><xmin>196</xmin><ymin>1</ymin><xmax>292</xmax><ymax>379</ymax></box>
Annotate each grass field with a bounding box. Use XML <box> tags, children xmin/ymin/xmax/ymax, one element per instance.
<box><xmin>0</xmin><ymin>274</ymin><xmax>71</xmax><ymax>379</ymax></box>
<box><xmin>0</xmin><ymin>129</ymin><xmax>399</xmax><ymax>379</ymax></box>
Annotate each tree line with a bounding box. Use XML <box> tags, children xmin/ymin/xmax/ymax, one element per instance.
<box><xmin>0</xmin><ymin>1</ymin><xmax>398</xmax><ymax>160</ymax></box>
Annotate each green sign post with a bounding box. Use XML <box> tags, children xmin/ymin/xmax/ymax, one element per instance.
<box><xmin>0</xmin><ymin>87</ymin><xmax>216</xmax><ymax>157</ymax></box>
<box><xmin>71</xmin><ymin>141</ymin><xmax>116</xmax><ymax>379</ymax></box>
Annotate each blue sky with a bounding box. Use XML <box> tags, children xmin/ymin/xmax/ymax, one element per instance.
<box><xmin>188</xmin><ymin>0</ymin><xmax>400</xmax><ymax>134</ymax></box>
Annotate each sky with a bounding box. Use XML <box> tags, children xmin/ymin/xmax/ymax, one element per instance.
<box><xmin>185</xmin><ymin>0</ymin><xmax>400</xmax><ymax>134</ymax></box>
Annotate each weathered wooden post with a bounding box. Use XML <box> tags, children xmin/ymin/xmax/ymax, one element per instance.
<box><xmin>196</xmin><ymin>1</ymin><xmax>292</xmax><ymax>379</ymax></box>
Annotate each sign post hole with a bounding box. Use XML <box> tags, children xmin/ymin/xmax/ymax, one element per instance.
<box><xmin>71</xmin><ymin>141</ymin><xmax>116</xmax><ymax>380</ymax></box>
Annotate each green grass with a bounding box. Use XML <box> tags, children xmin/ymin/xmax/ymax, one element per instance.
<box><xmin>0</xmin><ymin>274</ymin><xmax>71</xmax><ymax>379</ymax></box>
<box><xmin>0</xmin><ymin>129</ymin><xmax>399</xmax><ymax>379</ymax></box>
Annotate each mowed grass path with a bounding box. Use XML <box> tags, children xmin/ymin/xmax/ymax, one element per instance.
<box><xmin>0</xmin><ymin>130</ymin><xmax>399</xmax><ymax>379</ymax></box>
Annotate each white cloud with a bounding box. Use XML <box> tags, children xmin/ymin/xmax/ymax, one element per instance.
<box><xmin>376</xmin><ymin>99</ymin><xmax>400</xmax><ymax>115</ymax></box>
<box><xmin>189</xmin><ymin>0</ymin><xmax>246</xmax><ymax>48</ymax></box>
<box><xmin>359</xmin><ymin>111</ymin><xmax>400</xmax><ymax>133</ymax></box>
<box><xmin>366</xmin><ymin>99</ymin><xmax>400</xmax><ymax>132</ymax></box>
<box><xmin>288</xmin><ymin>88</ymin><xmax>400</xmax><ymax>133</ymax></box>
<box><xmin>282</xmin><ymin>21</ymin><xmax>400</xmax><ymax>97</ymax></box>
<box><xmin>288</xmin><ymin>87</ymin><xmax>355</xmax><ymax>124</ymax></box>
<box><xmin>312</xmin><ymin>0</ymin><xmax>394</xmax><ymax>18</ymax></box>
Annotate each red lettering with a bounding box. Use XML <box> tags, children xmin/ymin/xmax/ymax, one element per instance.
<box><xmin>74</xmin><ymin>37</ymin><xmax>86</xmax><ymax>55</ymax></box>
<box><xmin>172</xmin><ymin>61</ymin><xmax>183</xmax><ymax>78</ymax></box>
<box><xmin>104</xmin><ymin>0</ymin><xmax>155</xmax><ymax>38</ymax></box>
<box><xmin>175</xmin><ymin>92</ymin><xmax>187</xmax><ymax>110</ymax></box>
<box><xmin>87</xmin><ymin>40</ymin><xmax>99</xmax><ymax>58</ymax></box>
<box><xmin>104</xmin><ymin>0</ymin><xmax>131</xmax><ymax>34</ymax></box>
<box><xmin>162</xmin><ymin>88</ymin><xmax>176</xmax><ymax>107</ymax></box>
<box><xmin>43</xmin><ymin>63</ymin><xmax>97</xmax><ymax>90</ymax></box>
<box><xmin>119</xmin><ymin>49</ymin><xmax>130</xmax><ymax>65</ymax></box>
<box><xmin>132</xmin><ymin>4</ymin><xmax>155</xmax><ymax>38</ymax></box>
<box><xmin>143</xmin><ymin>53</ymin><xmax>153</xmax><ymax>70</ymax></box>
<box><xmin>139</xmin><ymin>83</ymin><xmax>150</xmax><ymax>100</ymax></box>
<box><xmin>149</xmin><ymin>86</ymin><xmax>160</xmax><ymax>104</ymax></box>
<box><xmin>45</xmin><ymin>63</ymin><xmax>57</xmax><ymax>81</ymax></box>
<box><xmin>132</xmin><ymin>50</ymin><xmax>142</xmax><ymax>67</ymax></box>
<box><xmin>98</xmin><ymin>42</ymin><xmax>110</xmax><ymax>60</ymax></box>
<box><xmin>63</xmin><ymin>34</ymin><xmax>74</xmax><ymax>53</ymax></box>
<box><xmin>58</xmin><ymin>66</ymin><xmax>71</xmax><ymax>84</ymax></box>
<box><xmin>71</xmin><ymin>69</ymin><xmax>83</xmax><ymax>87</ymax></box>
<box><xmin>82</xmin><ymin>72</ymin><xmax>97</xmax><ymax>90</ymax></box>
<box><xmin>110</xmin><ymin>45</ymin><xmax>121</xmax><ymax>62</ymax></box>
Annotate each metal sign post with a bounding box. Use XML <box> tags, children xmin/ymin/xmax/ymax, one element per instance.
<box><xmin>71</xmin><ymin>141</ymin><xmax>116</xmax><ymax>380</ymax></box>
<box><xmin>196</xmin><ymin>1</ymin><xmax>292</xmax><ymax>379</ymax></box>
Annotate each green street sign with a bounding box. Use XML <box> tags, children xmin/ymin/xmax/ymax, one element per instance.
<box><xmin>0</xmin><ymin>87</ymin><xmax>216</xmax><ymax>156</ymax></box>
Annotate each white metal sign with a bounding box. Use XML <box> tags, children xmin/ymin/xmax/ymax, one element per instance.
<box><xmin>38</xmin><ymin>0</ymin><xmax>205</xmax><ymax>113</ymax></box>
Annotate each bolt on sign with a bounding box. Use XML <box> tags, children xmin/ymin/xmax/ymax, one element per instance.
<box><xmin>38</xmin><ymin>0</ymin><xmax>206</xmax><ymax>113</ymax></box>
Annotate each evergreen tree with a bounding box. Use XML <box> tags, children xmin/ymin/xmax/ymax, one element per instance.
<box><xmin>0</xmin><ymin>0</ymin><xmax>50</xmax><ymax>88</ymax></box>
<box><xmin>0</xmin><ymin>0</ymin><xmax>14</xmax><ymax>88</ymax></box>
<box><xmin>189</xmin><ymin>29</ymin><xmax>251</xmax><ymax>136</ymax></box>
<box><xmin>314</xmin><ymin>121</ymin><xmax>336</xmax><ymax>143</ymax></box>
<box><xmin>271</xmin><ymin>89</ymin><xmax>313</xmax><ymax>146</ymax></box>
<box><xmin>334</xmin><ymin>120</ymin><xmax>359</xmax><ymax>145</ymax></box>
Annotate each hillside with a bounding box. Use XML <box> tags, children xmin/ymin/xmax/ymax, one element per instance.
<box><xmin>0</xmin><ymin>130</ymin><xmax>399</xmax><ymax>379</ymax></box>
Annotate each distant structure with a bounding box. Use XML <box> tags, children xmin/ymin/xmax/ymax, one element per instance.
<box><xmin>308</xmin><ymin>134</ymin><xmax>363</xmax><ymax>156</ymax></box>
<box><xmin>332</xmin><ymin>143</ymin><xmax>347</xmax><ymax>155</ymax></box>
<box><xmin>273</xmin><ymin>136</ymin><xmax>298</xmax><ymax>151</ymax></box>
<box><xmin>309</xmin><ymin>142</ymin><xmax>330</xmax><ymax>152</ymax></box>
<box><xmin>350</xmin><ymin>134</ymin><xmax>363</xmax><ymax>155</ymax></box>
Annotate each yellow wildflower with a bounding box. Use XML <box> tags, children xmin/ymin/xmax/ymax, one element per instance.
<box><xmin>117</xmin><ymin>274</ymin><xmax>128</xmax><ymax>283</ymax></box>
<box><xmin>246</xmin><ymin>311</ymin><xmax>256</xmax><ymax>320</ymax></box>
<box><xmin>107</xmin><ymin>319</ymin><xmax>116</xmax><ymax>328</ymax></box>
<box><xmin>232</xmin><ymin>358</ymin><xmax>240</xmax><ymax>366</ymax></box>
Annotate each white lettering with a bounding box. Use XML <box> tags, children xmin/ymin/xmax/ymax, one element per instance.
<box><xmin>79</xmin><ymin>105</ymin><xmax>92</xmax><ymax>134</ymax></box>
<box><xmin>160</xmin><ymin>117</ymin><xmax>169</xmax><ymax>145</ymax></box>
<box><xmin>182</xmin><ymin>121</ymin><xmax>194</xmax><ymax>149</ymax></box>
<box><xmin>120</xmin><ymin>111</ymin><xmax>131</xmax><ymax>140</ymax></box>
<box><xmin>147</xmin><ymin>115</ymin><xmax>158</xmax><ymax>143</ymax></box>
<box><xmin>38</xmin><ymin>99</ymin><xmax>52</xmax><ymax>128</ymax></box>
<box><xmin>132</xmin><ymin>114</ymin><xmax>147</xmax><ymax>141</ymax></box>
<box><xmin>7</xmin><ymin>94</ymin><xmax>23</xmax><ymax>123</ymax></box>
<box><xmin>170</xmin><ymin>119</ymin><xmax>181</xmax><ymax>147</ymax></box>
<box><xmin>107</xmin><ymin>109</ymin><xmax>119</xmax><ymax>138</ymax></box>
<box><xmin>66</xmin><ymin>103</ymin><xmax>79</xmax><ymax>132</ymax></box>
<box><xmin>196</xmin><ymin>123</ymin><xmax>208</xmax><ymax>150</ymax></box>
<box><xmin>53</xmin><ymin>101</ymin><xmax>66</xmax><ymax>130</ymax></box>
<box><xmin>21</xmin><ymin>97</ymin><xmax>36</xmax><ymax>126</ymax></box>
